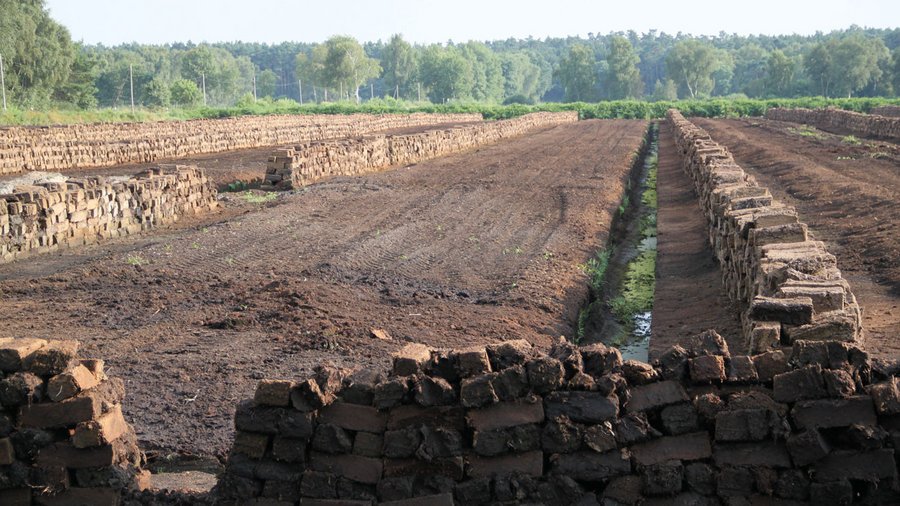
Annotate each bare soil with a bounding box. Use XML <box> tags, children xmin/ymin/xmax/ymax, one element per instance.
<box><xmin>651</xmin><ymin>122</ymin><xmax>742</xmax><ymax>359</ymax></box>
<box><xmin>694</xmin><ymin>118</ymin><xmax>900</xmax><ymax>360</ymax></box>
<box><xmin>0</xmin><ymin>120</ymin><xmax>647</xmax><ymax>458</ymax></box>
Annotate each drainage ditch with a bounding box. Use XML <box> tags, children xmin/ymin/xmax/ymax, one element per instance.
<box><xmin>577</xmin><ymin>122</ymin><xmax>658</xmax><ymax>361</ymax></box>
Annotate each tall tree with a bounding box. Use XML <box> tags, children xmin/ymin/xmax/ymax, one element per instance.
<box><xmin>322</xmin><ymin>36</ymin><xmax>381</xmax><ymax>103</ymax></box>
<box><xmin>766</xmin><ymin>49</ymin><xmax>795</xmax><ymax>97</ymax></box>
<box><xmin>603</xmin><ymin>36</ymin><xmax>643</xmax><ymax>99</ymax></box>
<box><xmin>732</xmin><ymin>44</ymin><xmax>769</xmax><ymax>97</ymax></box>
<box><xmin>0</xmin><ymin>0</ymin><xmax>76</xmax><ymax>106</ymax></box>
<box><xmin>461</xmin><ymin>42</ymin><xmax>504</xmax><ymax>102</ymax></box>
<box><xmin>555</xmin><ymin>44</ymin><xmax>597</xmax><ymax>102</ymax></box>
<box><xmin>804</xmin><ymin>42</ymin><xmax>834</xmax><ymax>96</ymax></box>
<box><xmin>499</xmin><ymin>51</ymin><xmax>544</xmax><ymax>101</ymax></box>
<box><xmin>381</xmin><ymin>34</ymin><xmax>417</xmax><ymax>99</ymax></box>
<box><xmin>665</xmin><ymin>40</ymin><xmax>718</xmax><ymax>98</ymax></box>
<box><xmin>419</xmin><ymin>45</ymin><xmax>473</xmax><ymax>103</ymax></box>
<box><xmin>257</xmin><ymin>69</ymin><xmax>278</xmax><ymax>98</ymax></box>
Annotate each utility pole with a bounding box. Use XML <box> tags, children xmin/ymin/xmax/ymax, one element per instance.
<box><xmin>370</xmin><ymin>83</ymin><xmax>374</xmax><ymax>100</ymax></box>
<box><xmin>201</xmin><ymin>73</ymin><xmax>207</xmax><ymax>106</ymax></box>
<box><xmin>0</xmin><ymin>52</ymin><xmax>7</xmax><ymax>112</ymax></box>
<box><xmin>129</xmin><ymin>64</ymin><xmax>135</xmax><ymax>113</ymax></box>
<box><xmin>298</xmin><ymin>80</ymin><xmax>303</xmax><ymax>105</ymax></box>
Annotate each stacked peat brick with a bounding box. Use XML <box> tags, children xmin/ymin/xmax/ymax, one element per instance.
<box><xmin>262</xmin><ymin>112</ymin><xmax>579</xmax><ymax>190</ymax></box>
<box><xmin>871</xmin><ymin>105</ymin><xmax>900</xmax><ymax>118</ymax></box>
<box><xmin>214</xmin><ymin>334</ymin><xmax>900</xmax><ymax>505</ymax></box>
<box><xmin>765</xmin><ymin>107</ymin><xmax>900</xmax><ymax>141</ymax></box>
<box><xmin>0</xmin><ymin>338</ymin><xmax>146</xmax><ymax>505</ymax></box>
<box><xmin>667</xmin><ymin>110</ymin><xmax>862</xmax><ymax>353</ymax></box>
<box><xmin>0</xmin><ymin>113</ymin><xmax>483</xmax><ymax>175</ymax></box>
<box><xmin>0</xmin><ymin>165</ymin><xmax>217</xmax><ymax>264</ymax></box>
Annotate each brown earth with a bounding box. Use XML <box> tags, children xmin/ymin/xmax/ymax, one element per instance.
<box><xmin>694</xmin><ymin>117</ymin><xmax>900</xmax><ymax>360</ymax></box>
<box><xmin>650</xmin><ymin>122</ymin><xmax>742</xmax><ymax>359</ymax></box>
<box><xmin>0</xmin><ymin>119</ymin><xmax>647</xmax><ymax>458</ymax></box>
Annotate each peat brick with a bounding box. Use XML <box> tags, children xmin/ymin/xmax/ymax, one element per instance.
<box><xmin>823</xmin><ymin>368</ymin><xmax>856</xmax><ymax>398</ymax></box>
<box><xmin>271</xmin><ymin>437</ymin><xmax>307</xmax><ymax>463</ymax></box>
<box><xmin>383</xmin><ymin>426</ymin><xmax>422</xmax><ymax>459</ymax></box>
<box><xmin>319</xmin><ymin>401</ymin><xmax>386</xmax><ymax>433</ymax></box>
<box><xmin>459</xmin><ymin>374</ymin><xmax>498</xmax><ymax>408</ymax></box>
<box><xmin>233</xmin><ymin>431</ymin><xmax>270</xmax><ymax>459</ymax></box>
<box><xmin>466</xmin><ymin>397</ymin><xmax>544</xmax><ymax>431</ymax></box>
<box><xmin>453</xmin><ymin>347</ymin><xmax>492</xmax><ymax>377</ymax></box>
<box><xmin>809</xmin><ymin>480</ymin><xmax>853</xmax><ymax>506</ymax></box>
<box><xmin>381</xmin><ymin>494</ymin><xmax>455</xmax><ymax>506</ymax></box>
<box><xmin>621</xmin><ymin>360</ymin><xmax>659</xmax><ymax>385</ymax></box>
<box><xmin>551</xmin><ymin>450</ymin><xmax>631</xmax><ymax>481</ymax></box>
<box><xmin>386</xmin><ymin>405</ymin><xmax>466</xmax><ymax>431</ymax></box>
<box><xmin>392</xmin><ymin>344</ymin><xmax>432</xmax><ymax>377</ymax></box>
<box><xmin>544</xmin><ymin>391</ymin><xmax>618</xmax><ymax>423</ymax></box>
<box><xmin>454</xmin><ymin>478</ymin><xmax>492</xmax><ymax>505</ymax></box>
<box><xmin>352</xmin><ymin>432</ymin><xmax>383</xmax><ymax>458</ymax></box>
<box><xmin>713</xmin><ymin>441</ymin><xmax>792</xmax><ymax>468</ymax></box>
<box><xmin>715</xmin><ymin>409</ymin><xmax>769</xmax><ymax>442</ymax></box>
<box><xmin>525</xmin><ymin>356</ymin><xmax>565</xmax><ymax>393</ymax></box>
<box><xmin>717</xmin><ymin>467</ymin><xmax>755</xmax><ymax>497</ymax></box>
<box><xmin>869</xmin><ymin>377</ymin><xmax>900</xmax><ymax>415</ymax></box>
<box><xmin>786</xmin><ymin>429</ymin><xmax>830</xmax><ymax>467</ymax></box>
<box><xmin>726</xmin><ymin>356</ymin><xmax>758</xmax><ymax>383</ymax></box>
<box><xmin>24</xmin><ymin>340</ymin><xmax>79</xmax><ymax>377</ymax></box>
<box><xmin>373</xmin><ymin>377</ymin><xmax>409</xmax><ymax>410</ymax></box>
<box><xmin>254</xmin><ymin>380</ymin><xmax>294</xmax><ymax>407</ymax></box>
<box><xmin>749</xmin><ymin>296</ymin><xmax>814</xmax><ymax>325</ymax></box>
<box><xmin>309</xmin><ymin>452</ymin><xmax>383</xmax><ymax>484</ymax></box>
<box><xmin>631</xmin><ymin>432</ymin><xmax>712</xmax><ymax>466</ymax></box>
<box><xmin>0</xmin><ymin>371</ymin><xmax>44</xmax><ymax>406</ymax></box>
<box><xmin>615</xmin><ymin>412</ymin><xmax>658</xmax><ymax>445</ymax></box>
<box><xmin>689</xmin><ymin>355</ymin><xmax>726</xmax><ymax>383</ymax></box>
<box><xmin>752</xmin><ymin>350</ymin><xmax>790</xmax><ymax>382</ymax></box>
<box><xmin>467</xmin><ymin>450</ymin><xmax>544</xmax><ymax>478</ymax></box>
<box><xmin>541</xmin><ymin>416</ymin><xmax>583</xmax><ymax>453</ymax></box>
<box><xmin>773</xmin><ymin>365</ymin><xmax>826</xmax><ymax>402</ymax></box>
<box><xmin>581</xmin><ymin>343</ymin><xmax>623</xmax><ymax>377</ymax></box>
<box><xmin>383</xmin><ymin>456</ymin><xmax>464</xmax><ymax>480</ymax></box>
<box><xmin>626</xmin><ymin>380</ymin><xmax>688</xmax><ymax>413</ymax></box>
<box><xmin>791</xmin><ymin>396</ymin><xmax>877</xmax><ymax>429</ymax></box>
<box><xmin>300</xmin><ymin>470</ymin><xmax>338</xmax><ymax>499</ymax></box>
<box><xmin>686</xmin><ymin>330</ymin><xmax>730</xmax><ymax>357</ymax></box>
<box><xmin>0</xmin><ymin>338</ymin><xmax>47</xmax><ymax>372</ymax></box>
<box><xmin>660</xmin><ymin>403</ymin><xmax>700</xmax><ymax>435</ymax></box>
<box><xmin>71</xmin><ymin>404</ymin><xmax>130</xmax><ymax>448</ymax></box>
<box><xmin>641</xmin><ymin>460</ymin><xmax>684</xmax><ymax>496</ymax></box>
<box><xmin>490</xmin><ymin>365</ymin><xmax>528</xmax><ymax>401</ymax></box>
<box><xmin>291</xmin><ymin>378</ymin><xmax>332</xmax><ymax>411</ymax></box>
<box><xmin>814</xmin><ymin>449</ymin><xmax>898</xmax><ymax>482</ymax></box>
<box><xmin>684</xmin><ymin>462</ymin><xmax>716</xmax><ymax>495</ymax></box>
<box><xmin>263</xmin><ymin>480</ymin><xmax>302</xmax><ymax>502</ymax></box>
<box><xmin>583</xmin><ymin>422</ymin><xmax>617</xmax><ymax>453</ymax></box>
<box><xmin>485</xmin><ymin>339</ymin><xmax>533</xmax><ymax>370</ymax></box>
<box><xmin>654</xmin><ymin>345</ymin><xmax>689</xmax><ymax>380</ymax></box>
<box><xmin>775</xmin><ymin>469</ymin><xmax>810</xmax><ymax>501</ymax></box>
<box><xmin>413</xmin><ymin>375</ymin><xmax>456</xmax><ymax>407</ymax></box>
<box><xmin>340</xmin><ymin>369</ymin><xmax>381</xmax><ymax>406</ymax></box>
<box><xmin>311</xmin><ymin>423</ymin><xmax>353</xmax><ymax>454</ymax></box>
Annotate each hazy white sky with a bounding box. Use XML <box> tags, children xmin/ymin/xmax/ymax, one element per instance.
<box><xmin>47</xmin><ymin>0</ymin><xmax>898</xmax><ymax>45</ymax></box>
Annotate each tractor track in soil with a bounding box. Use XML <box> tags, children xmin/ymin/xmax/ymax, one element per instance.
<box><xmin>695</xmin><ymin>117</ymin><xmax>900</xmax><ymax>361</ymax></box>
<box><xmin>0</xmin><ymin>119</ymin><xmax>647</xmax><ymax>458</ymax></box>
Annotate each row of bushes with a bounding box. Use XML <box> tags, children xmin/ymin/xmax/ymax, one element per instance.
<box><xmin>4</xmin><ymin>96</ymin><xmax>900</xmax><ymax>125</ymax></box>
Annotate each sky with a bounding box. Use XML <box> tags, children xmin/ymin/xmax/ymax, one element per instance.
<box><xmin>47</xmin><ymin>0</ymin><xmax>899</xmax><ymax>46</ymax></box>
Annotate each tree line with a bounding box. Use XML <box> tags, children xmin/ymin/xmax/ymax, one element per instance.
<box><xmin>2</xmin><ymin>0</ymin><xmax>900</xmax><ymax>110</ymax></box>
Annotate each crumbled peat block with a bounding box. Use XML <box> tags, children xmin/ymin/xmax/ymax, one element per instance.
<box><xmin>0</xmin><ymin>166</ymin><xmax>218</xmax><ymax>264</ymax></box>
<box><xmin>214</xmin><ymin>335</ymin><xmax>900</xmax><ymax>505</ymax></box>
<box><xmin>264</xmin><ymin>112</ymin><xmax>578</xmax><ymax>190</ymax></box>
<box><xmin>0</xmin><ymin>337</ymin><xmax>146</xmax><ymax>504</ymax></box>
<box><xmin>667</xmin><ymin>110</ymin><xmax>863</xmax><ymax>353</ymax></box>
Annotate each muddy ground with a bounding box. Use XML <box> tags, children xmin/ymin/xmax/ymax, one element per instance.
<box><xmin>0</xmin><ymin>120</ymin><xmax>647</xmax><ymax>458</ymax></box>
<box><xmin>695</xmin><ymin>118</ymin><xmax>900</xmax><ymax>360</ymax></box>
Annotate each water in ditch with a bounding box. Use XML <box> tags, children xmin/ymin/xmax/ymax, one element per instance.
<box><xmin>577</xmin><ymin>123</ymin><xmax>658</xmax><ymax>362</ymax></box>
